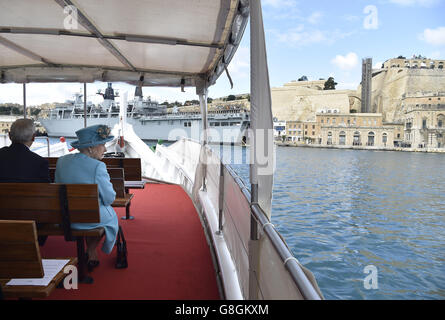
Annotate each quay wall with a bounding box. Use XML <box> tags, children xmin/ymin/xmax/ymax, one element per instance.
<box><xmin>276</xmin><ymin>142</ymin><xmax>445</xmax><ymax>154</ymax></box>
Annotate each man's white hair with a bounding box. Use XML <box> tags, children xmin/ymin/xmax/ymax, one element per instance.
<box><xmin>9</xmin><ymin>118</ymin><xmax>36</xmax><ymax>143</ymax></box>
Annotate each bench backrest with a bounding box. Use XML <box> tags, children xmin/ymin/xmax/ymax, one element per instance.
<box><xmin>46</xmin><ymin>157</ymin><xmax>58</xmax><ymax>168</ymax></box>
<box><xmin>102</xmin><ymin>158</ymin><xmax>142</xmax><ymax>181</ymax></box>
<box><xmin>0</xmin><ymin>183</ymin><xmax>100</xmax><ymax>224</ymax></box>
<box><xmin>46</xmin><ymin>157</ymin><xmax>142</xmax><ymax>181</ymax></box>
<box><xmin>107</xmin><ymin>168</ymin><xmax>126</xmax><ymax>198</ymax></box>
<box><xmin>0</xmin><ymin>220</ymin><xmax>44</xmax><ymax>278</ymax></box>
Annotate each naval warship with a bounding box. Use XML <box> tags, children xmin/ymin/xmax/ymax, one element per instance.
<box><xmin>39</xmin><ymin>83</ymin><xmax>250</xmax><ymax>145</ymax></box>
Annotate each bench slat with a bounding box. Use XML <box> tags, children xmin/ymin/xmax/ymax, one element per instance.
<box><xmin>0</xmin><ymin>220</ymin><xmax>44</xmax><ymax>279</ymax></box>
<box><xmin>0</xmin><ymin>257</ymin><xmax>78</xmax><ymax>299</ymax></box>
<box><xmin>0</xmin><ymin>184</ymin><xmax>100</xmax><ymax>224</ymax></box>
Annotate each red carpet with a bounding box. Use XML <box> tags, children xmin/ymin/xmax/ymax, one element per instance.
<box><xmin>39</xmin><ymin>183</ymin><xmax>220</xmax><ymax>300</ymax></box>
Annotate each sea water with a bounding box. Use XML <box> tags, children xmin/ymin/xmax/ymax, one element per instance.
<box><xmin>228</xmin><ymin>146</ymin><xmax>445</xmax><ymax>300</ymax></box>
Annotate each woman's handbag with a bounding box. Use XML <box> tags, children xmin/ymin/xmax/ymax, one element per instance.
<box><xmin>115</xmin><ymin>226</ymin><xmax>128</xmax><ymax>269</ymax></box>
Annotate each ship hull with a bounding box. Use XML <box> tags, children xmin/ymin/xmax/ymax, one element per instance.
<box><xmin>39</xmin><ymin>117</ymin><xmax>248</xmax><ymax>144</ymax></box>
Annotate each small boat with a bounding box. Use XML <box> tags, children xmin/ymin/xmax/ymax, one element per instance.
<box><xmin>0</xmin><ymin>0</ymin><xmax>322</xmax><ymax>300</ymax></box>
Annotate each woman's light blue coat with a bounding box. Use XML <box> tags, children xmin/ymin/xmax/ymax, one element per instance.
<box><xmin>55</xmin><ymin>153</ymin><xmax>118</xmax><ymax>254</ymax></box>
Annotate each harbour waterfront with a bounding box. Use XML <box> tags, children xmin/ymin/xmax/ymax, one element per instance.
<box><xmin>44</xmin><ymin>138</ymin><xmax>445</xmax><ymax>299</ymax></box>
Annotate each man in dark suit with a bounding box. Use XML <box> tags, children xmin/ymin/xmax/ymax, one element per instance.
<box><xmin>0</xmin><ymin>119</ymin><xmax>50</xmax><ymax>246</ymax></box>
<box><xmin>0</xmin><ymin>118</ymin><xmax>50</xmax><ymax>183</ymax></box>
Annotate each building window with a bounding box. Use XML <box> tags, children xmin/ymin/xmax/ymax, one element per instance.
<box><xmin>382</xmin><ymin>133</ymin><xmax>388</xmax><ymax>146</ymax></box>
<box><xmin>367</xmin><ymin>132</ymin><xmax>375</xmax><ymax>146</ymax></box>
<box><xmin>339</xmin><ymin>131</ymin><xmax>346</xmax><ymax>145</ymax></box>
<box><xmin>353</xmin><ymin>132</ymin><xmax>361</xmax><ymax>146</ymax></box>
<box><xmin>312</xmin><ymin>131</ymin><xmax>315</xmax><ymax>136</ymax></box>
<box><xmin>422</xmin><ymin>119</ymin><xmax>427</xmax><ymax>129</ymax></box>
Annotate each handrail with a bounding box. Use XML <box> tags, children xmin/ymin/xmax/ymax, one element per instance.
<box><xmin>34</xmin><ymin>136</ymin><xmax>50</xmax><ymax>156</ymax></box>
<box><xmin>251</xmin><ymin>203</ymin><xmax>322</xmax><ymax>300</ymax></box>
<box><xmin>224</xmin><ymin>162</ymin><xmax>322</xmax><ymax>300</ymax></box>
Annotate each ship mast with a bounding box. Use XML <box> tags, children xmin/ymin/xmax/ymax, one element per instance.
<box><xmin>97</xmin><ymin>82</ymin><xmax>119</xmax><ymax>113</ymax></box>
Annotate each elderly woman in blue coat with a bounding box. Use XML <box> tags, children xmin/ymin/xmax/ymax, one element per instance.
<box><xmin>55</xmin><ymin>124</ymin><xmax>118</xmax><ymax>269</ymax></box>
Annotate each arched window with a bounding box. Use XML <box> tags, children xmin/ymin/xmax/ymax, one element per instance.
<box><xmin>437</xmin><ymin>114</ymin><xmax>445</xmax><ymax>128</ymax></box>
<box><xmin>339</xmin><ymin>131</ymin><xmax>346</xmax><ymax>145</ymax></box>
<box><xmin>353</xmin><ymin>132</ymin><xmax>361</xmax><ymax>146</ymax></box>
<box><xmin>382</xmin><ymin>133</ymin><xmax>388</xmax><ymax>146</ymax></box>
<box><xmin>367</xmin><ymin>132</ymin><xmax>375</xmax><ymax>146</ymax></box>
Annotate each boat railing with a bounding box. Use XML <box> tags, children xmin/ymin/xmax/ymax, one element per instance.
<box><xmin>33</xmin><ymin>136</ymin><xmax>50</xmax><ymax>156</ymax></box>
<box><xmin>148</xmin><ymin>138</ymin><xmax>322</xmax><ymax>300</ymax></box>
<box><xmin>224</xmin><ymin>162</ymin><xmax>322</xmax><ymax>300</ymax></box>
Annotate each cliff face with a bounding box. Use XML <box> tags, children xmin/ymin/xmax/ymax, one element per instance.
<box><xmin>361</xmin><ymin>69</ymin><xmax>445</xmax><ymax>122</ymax></box>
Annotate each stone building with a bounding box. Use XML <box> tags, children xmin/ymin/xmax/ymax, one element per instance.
<box><xmin>285</xmin><ymin>120</ymin><xmax>318</xmax><ymax>143</ymax></box>
<box><xmin>383</xmin><ymin>57</ymin><xmax>445</xmax><ymax>70</ymax></box>
<box><xmin>273</xmin><ymin>120</ymin><xmax>286</xmax><ymax>141</ymax></box>
<box><xmin>315</xmin><ymin>112</ymin><xmax>404</xmax><ymax>148</ymax></box>
<box><xmin>0</xmin><ymin>115</ymin><xmax>19</xmax><ymax>134</ymax></box>
<box><xmin>402</xmin><ymin>94</ymin><xmax>445</xmax><ymax>148</ymax></box>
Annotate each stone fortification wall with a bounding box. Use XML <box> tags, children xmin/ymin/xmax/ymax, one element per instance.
<box><xmin>271</xmin><ymin>85</ymin><xmax>352</xmax><ymax>121</ymax></box>
<box><xmin>357</xmin><ymin>68</ymin><xmax>445</xmax><ymax>122</ymax></box>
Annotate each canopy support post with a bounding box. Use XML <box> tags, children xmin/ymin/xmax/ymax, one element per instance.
<box><xmin>248</xmin><ymin>0</ymin><xmax>275</xmax><ymax>300</ymax></box>
<box><xmin>83</xmin><ymin>83</ymin><xmax>87</xmax><ymax>128</ymax></box>
<box><xmin>23</xmin><ymin>83</ymin><xmax>26</xmax><ymax>119</ymax></box>
<box><xmin>197</xmin><ymin>79</ymin><xmax>209</xmax><ymax>191</ymax></box>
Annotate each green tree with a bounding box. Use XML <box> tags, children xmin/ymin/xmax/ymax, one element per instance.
<box><xmin>298</xmin><ymin>75</ymin><xmax>308</xmax><ymax>81</ymax></box>
<box><xmin>324</xmin><ymin>77</ymin><xmax>337</xmax><ymax>90</ymax></box>
<box><xmin>227</xmin><ymin>95</ymin><xmax>236</xmax><ymax>101</ymax></box>
<box><xmin>30</xmin><ymin>108</ymin><xmax>41</xmax><ymax>116</ymax></box>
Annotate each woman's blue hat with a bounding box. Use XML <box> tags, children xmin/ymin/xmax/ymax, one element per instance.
<box><xmin>71</xmin><ymin>125</ymin><xmax>114</xmax><ymax>149</ymax></box>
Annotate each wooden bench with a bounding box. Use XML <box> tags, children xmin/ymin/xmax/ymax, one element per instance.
<box><xmin>0</xmin><ymin>183</ymin><xmax>104</xmax><ymax>284</ymax></box>
<box><xmin>48</xmin><ymin>167</ymin><xmax>136</xmax><ymax>220</ymax></box>
<box><xmin>0</xmin><ymin>220</ymin><xmax>77</xmax><ymax>299</ymax></box>
<box><xmin>108</xmin><ymin>168</ymin><xmax>135</xmax><ymax>220</ymax></box>
<box><xmin>101</xmin><ymin>157</ymin><xmax>144</xmax><ymax>189</ymax></box>
<box><xmin>46</xmin><ymin>156</ymin><xmax>146</xmax><ymax>192</ymax></box>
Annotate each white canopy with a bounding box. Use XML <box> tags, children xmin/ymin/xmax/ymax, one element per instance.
<box><xmin>0</xmin><ymin>0</ymin><xmax>248</xmax><ymax>87</ymax></box>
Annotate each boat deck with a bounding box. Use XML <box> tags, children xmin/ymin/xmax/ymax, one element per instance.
<box><xmin>39</xmin><ymin>183</ymin><xmax>220</xmax><ymax>300</ymax></box>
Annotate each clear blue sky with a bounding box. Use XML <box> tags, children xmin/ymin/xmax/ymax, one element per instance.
<box><xmin>0</xmin><ymin>0</ymin><xmax>443</xmax><ymax>105</ymax></box>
